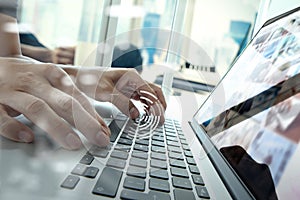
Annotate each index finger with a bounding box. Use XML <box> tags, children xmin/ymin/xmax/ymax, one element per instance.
<box><xmin>115</xmin><ymin>70</ymin><xmax>160</xmax><ymax>105</ymax></box>
<box><xmin>148</xmin><ymin>82</ymin><xmax>167</xmax><ymax>110</ymax></box>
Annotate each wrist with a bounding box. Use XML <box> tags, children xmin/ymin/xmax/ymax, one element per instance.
<box><xmin>21</xmin><ymin>44</ymin><xmax>53</xmax><ymax>63</ymax></box>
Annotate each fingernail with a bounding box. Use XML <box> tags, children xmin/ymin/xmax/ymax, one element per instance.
<box><xmin>66</xmin><ymin>133</ymin><xmax>82</xmax><ymax>150</ymax></box>
<box><xmin>18</xmin><ymin>131</ymin><xmax>33</xmax><ymax>143</ymax></box>
<box><xmin>129</xmin><ymin>107</ymin><xmax>139</xmax><ymax>119</ymax></box>
<box><xmin>95</xmin><ymin>132</ymin><xmax>110</xmax><ymax>147</ymax></box>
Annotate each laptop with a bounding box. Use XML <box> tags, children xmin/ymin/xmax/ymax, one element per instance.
<box><xmin>1</xmin><ymin>7</ymin><xmax>300</xmax><ymax>200</ymax></box>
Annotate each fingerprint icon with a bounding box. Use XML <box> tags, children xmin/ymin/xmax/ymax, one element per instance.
<box><xmin>122</xmin><ymin>89</ymin><xmax>163</xmax><ymax>139</ymax></box>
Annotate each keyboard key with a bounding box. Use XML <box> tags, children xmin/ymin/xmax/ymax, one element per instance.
<box><xmin>89</xmin><ymin>144</ymin><xmax>112</xmax><ymax>152</ymax></box>
<box><xmin>181</xmin><ymin>144</ymin><xmax>190</xmax><ymax>151</ymax></box>
<box><xmin>120</xmin><ymin>133</ymin><xmax>134</xmax><ymax>140</ymax></box>
<box><xmin>186</xmin><ymin>157</ymin><xmax>196</xmax><ymax>165</ymax></box>
<box><xmin>152</xmin><ymin>135</ymin><xmax>165</xmax><ymax>142</ymax></box>
<box><xmin>92</xmin><ymin>167</ymin><xmax>123</xmax><ymax>197</ymax></box>
<box><xmin>114</xmin><ymin>144</ymin><xmax>132</xmax><ymax>152</ymax></box>
<box><xmin>151</xmin><ymin>140</ymin><xmax>165</xmax><ymax>147</ymax></box>
<box><xmin>111</xmin><ymin>150</ymin><xmax>129</xmax><ymax>160</ymax></box>
<box><xmin>177</xmin><ymin>131</ymin><xmax>184</xmax><ymax>136</ymax></box>
<box><xmin>118</xmin><ymin>138</ymin><xmax>133</xmax><ymax>146</ymax></box>
<box><xmin>83</xmin><ymin>166</ymin><xmax>99</xmax><ymax>178</ymax></box>
<box><xmin>136</xmin><ymin>135</ymin><xmax>150</xmax><ymax>140</ymax></box>
<box><xmin>154</xmin><ymin>128</ymin><xmax>164</xmax><ymax>133</ymax></box>
<box><xmin>151</xmin><ymin>146</ymin><xmax>166</xmax><ymax>154</ymax></box>
<box><xmin>195</xmin><ymin>186</ymin><xmax>210</xmax><ymax>199</ymax></box>
<box><xmin>165</xmin><ymin>122</ymin><xmax>175</xmax><ymax>126</ymax></box>
<box><xmin>135</xmin><ymin>139</ymin><xmax>149</xmax><ymax>146</ymax></box>
<box><xmin>148</xmin><ymin>191</ymin><xmax>171</xmax><ymax>200</ymax></box>
<box><xmin>71</xmin><ymin>164</ymin><xmax>87</xmax><ymax>176</ymax></box>
<box><xmin>165</xmin><ymin>119</ymin><xmax>173</xmax><ymax>123</ymax></box>
<box><xmin>178</xmin><ymin>135</ymin><xmax>186</xmax><ymax>140</ymax></box>
<box><xmin>180</xmin><ymin>139</ymin><xmax>188</xmax><ymax>145</ymax></box>
<box><xmin>88</xmin><ymin>148</ymin><xmax>109</xmax><ymax>158</ymax></box>
<box><xmin>151</xmin><ymin>152</ymin><xmax>166</xmax><ymax>161</ymax></box>
<box><xmin>134</xmin><ymin>144</ymin><xmax>149</xmax><ymax>152</ymax></box>
<box><xmin>120</xmin><ymin>189</ymin><xmax>147</xmax><ymax>200</ymax></box>
<box><xmin>132</xmin><ymin>150</ymin><xmax>148</xmax><ymax>160</ymax></box>
<box><xmin>166</xmin><ymin>136</ymin><xmax>178</xmax><ymax>142</ymax></box>
<box><xmin>61</xmin><ymin>175</ymin><xmax>80</xmax><ymax>189</ymax></box>
<box><xmin>172</xmin><ymin>177</ymin><xmax>192</xmax><ymax>190</ymax></box>
<box><xmin>79</xmin><ymin>154</ymin><xmax>94</xmax><ymax>165</ymax></box>
<box><xmin>150</xmin><ymin>159</ymin><xmax>167</xmax><ymax>169</ymax></box>
<box><xmin>174</xmin><ymin>120</ymin><xmax>180</xmax><ymax>124</ymax></box>
<box><xmin>170</xmin><ymin>167</ymin><xmax>189</xmax><ymax>178</ymax></box>
<box><xmin>164</xmin><ymin>121</ymin><xmax>173</xmax><ymax>126</ymax></box>
<box><xmin>167</xmin><ymin>146</ymin><xmax>182</xmax><ymax>153</ymax></box>
<box><xmin>175</xmin><ymin>125</ymin><xmax>182</xmax><ymax>129</ymax></box>
<box><xmin>150</xmin><ymin>168</ymin><xmax>169</xmax><ymax>180</ymax></box>
<box><xmin>106</xmin><ymin>158</ymin><xmax>126</xmax><ymax>169</ymax></box>
<box><xmin>123</xmin><ymin>177</ymin><xmax>145</xmax><ymax>191</ymax></box>
<box><xmin>129</xmin><ymin>157</ymin><xmax>147</xmax><ymax>168</ymax></box>
<box><xmin>165</xmin><ymin>124</ymin><xmax>176</xmax><ymax>130</ymax></box>
<box><xmin>165</xmin><ymin>126</ymin><xmax>175</xmax><ymax>131</ymax></box>
<box><xmin>149</xmin><ymin>178</ymin><xmax>170</xmax><ymax>192</ymax></box>
<box><xmin>168</xmin><ymin>152</ymin><xmax>184</xmax><ymax>160</ymax></box>
<box><xmin>127</xmin><ymin>166</ymin><xmax>147</xmax><ymax>179</ymax></box>
<box><xmin>192</xmin><ymin>175</ymin><xmax>205</xmax><ymax>185</ymax></box>
<box><xmin>165</xmin><ymin>132</ymin><xmax>177</xmax><ymax>137</ymax></box>
<box><xmin>184</xmin><ymin>150</ymin><xmax>193</xmax><ymax>158</ymax></box>
<box><xmin>153</xmin><ymin>130</ymin><xmax>164</xmax><ymax>135</ymax></box>
<box><xmin>167</xmin><ymin>141</ymin><xmax>180</xmax><ymax>147</ymax></box>
<box><xmin>189</xmin><ymin>165</ymin><xmax>200</xmax><ymax>175</ymax></box>
<box><xmin>174</xmin><ymin>189</ymin><xmax>196</xmax><ymax>200</ymax></box>
<box><xmin>105</xmin><ymin>143</ymin><xmax>114</xmax><ymax>150</ymax></box>
<box><xmin>169</xmin><ymin>159</ymin><xmax>186</xmax><ymax>169</ymax></box>
<box><xmin>109</xmin><ymin>120</ymin><xmax>126</xmax><ymax>142</ymax></box>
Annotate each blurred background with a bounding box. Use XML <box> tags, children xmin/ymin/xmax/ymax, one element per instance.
<box><xmin>17</xmin><ymin>0</ymin><xmax>300</xmax><ymax>92</ymax></box>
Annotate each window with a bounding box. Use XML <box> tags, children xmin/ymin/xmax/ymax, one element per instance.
<box><xmin>19</xmin><ymin>0</ymin><xmax>261</xmax><ymax>85</ymax></box>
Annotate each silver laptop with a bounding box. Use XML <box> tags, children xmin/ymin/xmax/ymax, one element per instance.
<box><xmin>1</xmin><ymin>7</ymin><xmax>300</xmax><ymax>200</ymax></box>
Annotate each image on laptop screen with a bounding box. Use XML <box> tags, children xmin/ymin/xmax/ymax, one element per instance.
<box><xmin>194</xmin><ymin>8</ymin><xmax>300</xmax><ymax>199</ymax></box>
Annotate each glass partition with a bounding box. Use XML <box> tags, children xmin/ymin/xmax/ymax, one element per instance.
<box><xmin>18</xmin><ymin>0</ymin><xmax>261</xmax><ymax>87</ymax></box>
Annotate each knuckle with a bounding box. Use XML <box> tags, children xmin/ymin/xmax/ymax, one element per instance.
<box><xmin>45</xmin><ymin>63</ymin><xmax>64</xmax><ymax>80</ymax></box>
<box><xmin>97</xmin><ymin>83</ymin><xmax>108</xmax><ymax>91</ymax></box>
<box><xmin>44</xmin><ymin>63</ymin><xmax>58</xmax><ymax>72</ymax></box>
<box><xmin>25</xmin><ymin>99</ymin><xmax>47</xmax><ymax>115</ymax></box>
<box><xmin>16</xmin><ymin>72</ymin><xmax>37</xmax><ymax>91</ymax></box>
<box><xmin>96</xmin><ymin>93</ymin><xmax>110</xmax><ymax>101</ymax></box>
<box><xmin>57</xmin><ymin>95</ymin><xmax>74</xmax><ymax>113</ymax></box>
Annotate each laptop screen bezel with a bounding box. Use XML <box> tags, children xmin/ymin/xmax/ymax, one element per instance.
<box><xmin>190</xmin><ymin>6</ymin><xmax>300</xmax><ymax>200</ymax></box>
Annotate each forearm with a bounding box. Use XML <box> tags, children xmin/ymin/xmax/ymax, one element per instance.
<box><xmin>0</xmin><ymin>13</ymin><xmax>21</xmax><ymax>56</ymax></box>
<box><xmin>21</xmin><ymin>44</ymin><xmax>53</xmax><ymax>63</ymax></box>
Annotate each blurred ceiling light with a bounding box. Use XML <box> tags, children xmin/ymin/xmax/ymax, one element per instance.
<box><xmin>106</xmin><ymin>5</ymin><xmax>145</xmax><ymax>18</ymax></box>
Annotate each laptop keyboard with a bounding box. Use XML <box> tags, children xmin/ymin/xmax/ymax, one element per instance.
<box><xmin>61</xmin><ymin>118</ymin><xmax>210</xmax><ymax>200</ymax></box>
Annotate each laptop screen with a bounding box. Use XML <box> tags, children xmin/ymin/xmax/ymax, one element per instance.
<box><xmin>194</xmin><ymin>8</ymin><xmax>300</xmax><ymax>199</ymax></box>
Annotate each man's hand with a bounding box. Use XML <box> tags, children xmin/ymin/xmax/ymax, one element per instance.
<box><xmin>53</xmin><ymin>46</ymin><xmax>75</xmax><ymax>65</ymax></box>
<box><xmin>21</xmin><ymin>45</ymin><xmax>75</xmax><ymax>65</ymax></box>
<box><xmin>0</xmin><ymin>56</ymin><xmax>110</xmax><ymax>150</ymax></box>
<box><xmin>64</xmin><ymin>67</ymin><xmax>167</xmax><ymax>124</ymax></box>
